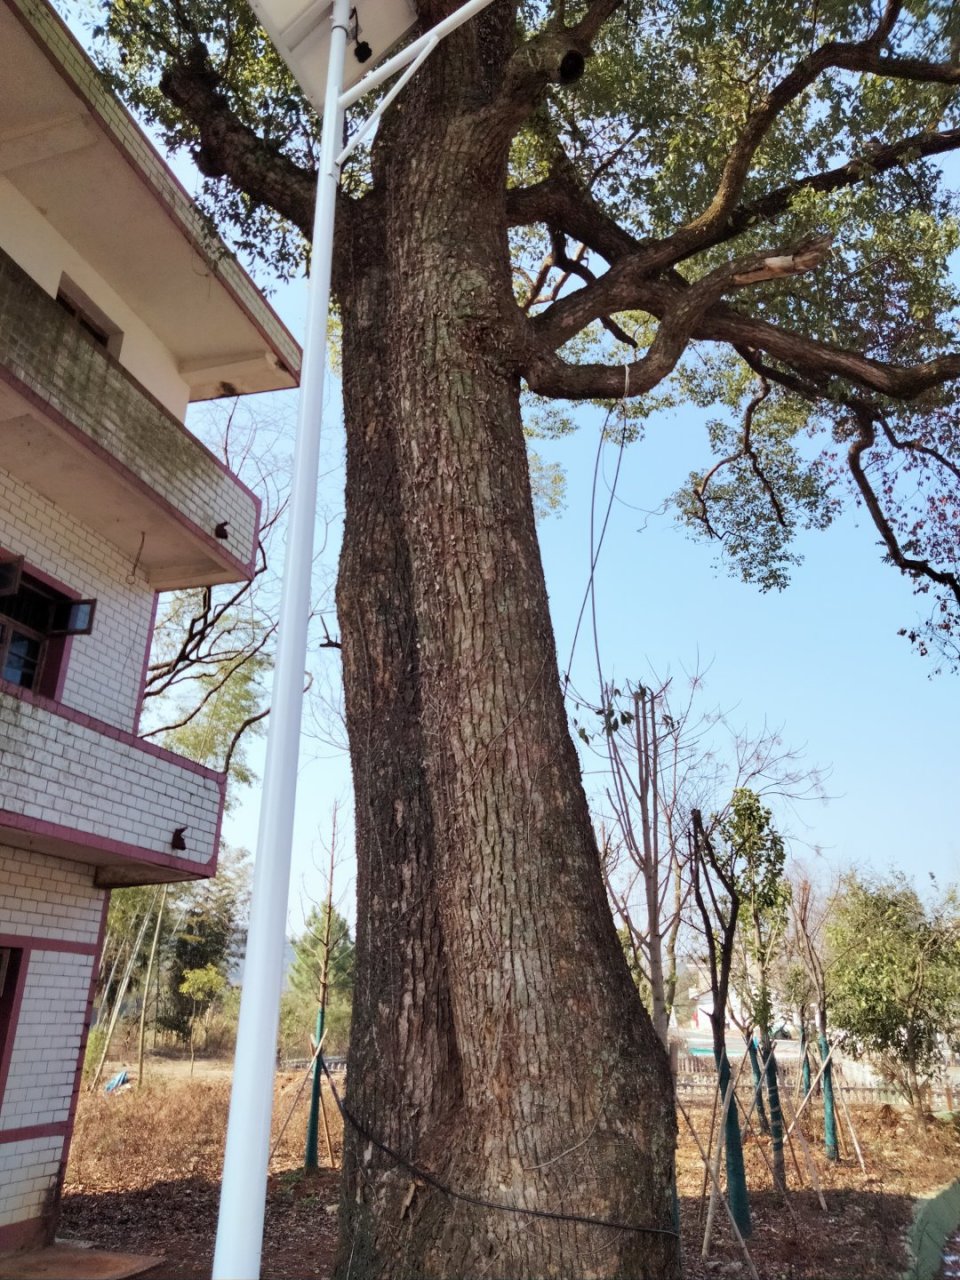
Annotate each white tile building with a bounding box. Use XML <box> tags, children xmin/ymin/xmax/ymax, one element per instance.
<box><xmin>0</xmin><ymin>0</ymin><xmax>299</xmax><ymax>1250</ymax></box>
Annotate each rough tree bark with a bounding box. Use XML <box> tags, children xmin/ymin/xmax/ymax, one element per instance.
<box><xmin>331</xmin><ymin>25</ymin><xmax>679</xmax><ymax>1275</ymax></box>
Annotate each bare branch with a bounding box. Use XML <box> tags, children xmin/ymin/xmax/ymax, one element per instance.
<box><xmin>846</xmin><ymin>406</ymin><xmax>960</xmax><ymax>610</ymax></box>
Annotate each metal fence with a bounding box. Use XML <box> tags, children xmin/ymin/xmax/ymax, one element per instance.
<box><xmin>674</xmin><ymin>1050</ymin><xmax>958</xmax><ymax>1110</ymax></box>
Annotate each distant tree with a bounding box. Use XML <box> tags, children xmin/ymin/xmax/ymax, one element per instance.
<box><xmin>96</xmin><ymin>884</ymin><xmax>159</xmax><ymax>1018</ymax></box>
<box><xmin>163</xmin><ymin>847</ymin><xmax>250</xmax><ymax>1039</ymax></box>
<box><xmin>180</xmin><ymin>963</ymin><xmax>228</xmax><ymax>1073</ymax></box>
<box><xmin>690</xmin><ymin>794</ymin><xmax>751</xmax><ymax>1238</ymax></box>
<box><xmin>692</xmin><ymin>787</ymin><xmax>792</xmax><ymax>1229</ymax></box>
<box><xmin>828</xmin><ymin>874</ymin><xmax>960</xmax><ymax>1113</ymax></box>
<box><xmin>600</xmin><ymin>671</ymin><xmax>822</xmax><ymax>1048</ymax></box>
<box><xmin>790</xmin><ymin>874</ymin><xmax>840</xmax><ymax>1158</ymax></box>
<box><xmin>289</xmin><ymin>905</ymin><xmax>354</xmax><ymax>1002</ymax></box>
<box><xmin>735</xmin><ymin>805</ymin><xmax>790</xmax><ymax>1192</ymax></box>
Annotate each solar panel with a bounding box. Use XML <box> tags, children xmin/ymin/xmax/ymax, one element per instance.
<box><xmin>248</xmin><ymin>0</ymin><xmax>419</xmax><ymax>111</ymax></box>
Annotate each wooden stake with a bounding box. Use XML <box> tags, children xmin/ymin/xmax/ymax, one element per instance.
<box><xmin>318</xmin><ymin>1082</ymin><xmax>334</xmax><ymax>1166</ymax></box>
<box><xmin>698</xmin><ymin>1081</ymin><xmax>721</xmax><ymax>1224</ymax></box>
<box><xmin>783</xmin><ymin>1115</ymin><xmax>806</xmax><ymax>1187</ymax></box>
<box><xmin>834</xmin><ymin>1070</ymin><xmax>867</xmax><ymax>1175</ymax></box>
<box><xmin>677</xmin><ymin>1096</ymin><xmax>761</xmax><ymax>1280</ymax></box>
<box><xmin>786</xmin><ymin>1044</ymin><xmax>835</xmax><ymax>1137</ymax></box>
<box><xmin>780</xmin><ymin>1089</ymin><xmax>827</xmax><ymax>1211</ymax></box>
<box><xmin>741</xmin><ymin>1112</ymin><xmax>802</xmax><ymax>1225</ymax></box>
<box><xmin>831</xmin><ymin>1086</ymin><xmax>850</xmax><ymax>1159</ymax></box>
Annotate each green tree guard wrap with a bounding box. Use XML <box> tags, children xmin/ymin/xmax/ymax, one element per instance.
<box><xmin>819</xmin><ymin>1031</ymin><xmax>838</xmax><ymax>1161</ymax></box>
<box><xmin>764</xmin><ymin>1045</ymin><xmax>786</xmax><ymax>1189</ymax></box>
<box><xmin>716</xmin><ymin>1048</ymin><xmax>753</xmax><ymax>1238</ymax></box>
<box><xmin>746</xmin><ymin>1038</ymin><xmax>770</xmax><ymax>1134</ymax></box>
<box><xmin>800</xmin><ymin>1030</ymin><xmax>812</xmax><ymax>1098</ymax></box>
<box><xmin>304</xmin><ymin>1006</ymin><xmax>325</xmax><ymax>1170</ymax></box>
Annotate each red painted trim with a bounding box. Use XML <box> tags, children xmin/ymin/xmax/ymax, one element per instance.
<box><xmin>5</xmin><ymin>3</ymin><xmax>301</xmax><ymax>388</ymax></box>
<box><xmin>0</xmin><ymin>1214</ymin><xmax>47</xmax><ymax>1253</ymax></box>
<box><xmin>0</xmin><ymin>1121</ymin><xmax>68</xmax><ymax>1145</ymax></box>
<box><xmin>0</xmin><ymin>364</ymin><xmax>256</xmax><ymax>582</ymax></box>
<box><xmin>0</xmin><ymin>810</ymin><xmax>218</xmax><ymax>881</ymax></box>
<box><xmin>132</xmin><ymin>590</ymin><xmax>160</xmax><ymax>736</ymax></box>
<box><xmin>56</xmin><ymin>893</ymin><xmax>109</xmax><ymax>1213</ymax></box>
<box><xmin>0</xmin><ymin>678</ymin><xmax>224</xmax><ymax>781</ymax></box>
<box><xmin>0</xmin><ymin>951</ymin><xmax>29</xmax><ymax>1113</ymax></box>
<box><xmin>211</xmin><ymin>793</ymin><xmax>227</xmax><ymax>867</ymax></box>
<box><xmin>0</xmin><ymin>935</ymin><xmax>98</xmax><ymax>956</ymax></box>
<box><xmin>49</xmin><ymin>634</ymin><xmax>73</xmax><ymax>705</ymax></box>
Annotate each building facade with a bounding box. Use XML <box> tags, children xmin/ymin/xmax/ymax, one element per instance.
<box><xmin>0</xmin><ymin>0</ymin><xmax>299</xmax><ymax>1249</ymax></box>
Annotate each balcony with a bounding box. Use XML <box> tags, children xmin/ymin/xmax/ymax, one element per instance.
<box><xmin>0</xmin><ymin>247</ymin><xmax>259</xmax><ymax>590</ymax></box>
<box><xmin>0</xmin><ymin>681</ymin><xmax>224</xmax><ymax>887</ymax></box>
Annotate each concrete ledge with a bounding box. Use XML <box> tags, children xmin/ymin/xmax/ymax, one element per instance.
<box><xmin>902</xmin><ymin>1177</ymin><xmax>960</xmax><ymax>1280</ymax></box>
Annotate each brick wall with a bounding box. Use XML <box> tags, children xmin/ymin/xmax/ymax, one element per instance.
<box><xmin>0</xmin><ymin>693</ymin><xmax>222</xmax><ymax>871</ymax></box>
<box><xmin>0</xmin><ymin>847</ymin><xmax>102</xmax><ymax>946</ymax></box>
<box><xmin>0</xmin><ymin>846</ymin><xmax>104</xmax><ymax>1235</ymax></box>
<box><xmin>0</xmin><ymin>464</ymin><xmax>153</xmax><ymax>732</ymax></box>
<box><xmin>0</xmin><ymin>247</ymin><xmax>258</xmax><ymax>567</ymax></box>
<box><xmin>0</xmin><ymin>950</ymin><xmax>92</xmax><ymax>1131</ymax></box>
<box><xmin>0</xmin><ymin>1136</ymin><xmax>63</xmax><ymax>1231</ymax></box>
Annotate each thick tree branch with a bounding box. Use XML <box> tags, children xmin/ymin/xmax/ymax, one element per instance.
<box><xmin>508</xmin><ymin>123</ymin><xmax>960</xmax><ymax>306</ymax></box>
<box><xmin>522</xmin><ymin>236</ymin><xmax>834</xmax><ymax>398</ymax></box>
<box><xmin>703</xmin><ymin>126</ymin><xmax>960</xmax><ymax>261</ymax></box>
<box><xmin>507</xmin><ymin>170</ymin><xmax>643</xmax><ymax>262</ymax></box>
<box><xmin>159</xmin><ymin>41</ymin><xmax>317</xmax><ymax>236</ymax></box>
<box><xmin>526</xmin><ymin>259</ymin><xmax>960</xmax><ymax>402</ymax></box>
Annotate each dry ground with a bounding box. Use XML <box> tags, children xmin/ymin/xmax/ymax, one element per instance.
<box><xmin>59</xmin><ymin>1058</ymin><xmax>960</xmax><ymax>1279</ymax></box>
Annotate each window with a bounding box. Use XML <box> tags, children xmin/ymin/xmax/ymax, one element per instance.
<box><xmin>0</xmin><ymin>948</ymin><xmax>24</xmax><ymax>1079</ymax></box>
<box><xmin>55</xmin><ymin>275</ymin><xmax>123</xmax><ymax>359</ymax></box>
<box><xmin>0</xmin><ymin>556</ymin><xmax>96</xmax><ymax>696</ymax></box>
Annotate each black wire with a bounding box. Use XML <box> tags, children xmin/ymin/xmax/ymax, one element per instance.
<box><xmin>319</xmin><ymin>1055</ymin><xmax>679</xmax><ymax>1241</ymax></box>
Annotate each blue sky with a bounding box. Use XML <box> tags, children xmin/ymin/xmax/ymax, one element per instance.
<box><xmin>216</xmin><ymin>274</ymin><xmax>960</xmax><ymax>933</ymax></box>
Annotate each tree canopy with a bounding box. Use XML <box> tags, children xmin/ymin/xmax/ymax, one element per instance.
<box><xmin>94</xmin><ymin>0</ymin><xmax>960</xmax><ymax>665</ymax></box>
<box><xmin>828</xmin><ymin>872</ymin><xmax>960</xmax><ymax>1107</ymax></box>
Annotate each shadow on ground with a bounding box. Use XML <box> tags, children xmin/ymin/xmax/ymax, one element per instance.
<box><xmin>61</xmin><ymin>1171</ymin><xmax>339</xmax><ymax>1280</ymax></box>
<box><xmin>61</xmin><ymin>1177</ymin><xmax>913</xmax><ymax>1279</ymax></box>
<box><xmin>678</xmin><ymin>1187</ymin><xmax>914</xmax><ymax>1279</ymax></box>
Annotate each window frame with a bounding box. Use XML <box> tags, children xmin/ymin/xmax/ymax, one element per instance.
<box><xmin>56</xmin><ymin>275</ymin><xmax>124</xmax><ymax>360</ymax></box>
<box><xmin>0</xmin><ymin>553</ymin><xmax>96</xmax><ymax>701</ymax></box>
<box><xmin>0</xmin><ymin>554</ymin><xmax>24</xmax><ymax>598</ymax></box>
<box><xmin>0</xmin><ymin>947</ymin><xmax>27</xmax><ymax>1114</ymax></box>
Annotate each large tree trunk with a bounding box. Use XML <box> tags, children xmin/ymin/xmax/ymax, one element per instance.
<box><xmin>332</xmin><ymin>23</ymin><xmax>678</xmax><ymax>1279</ymax></box>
